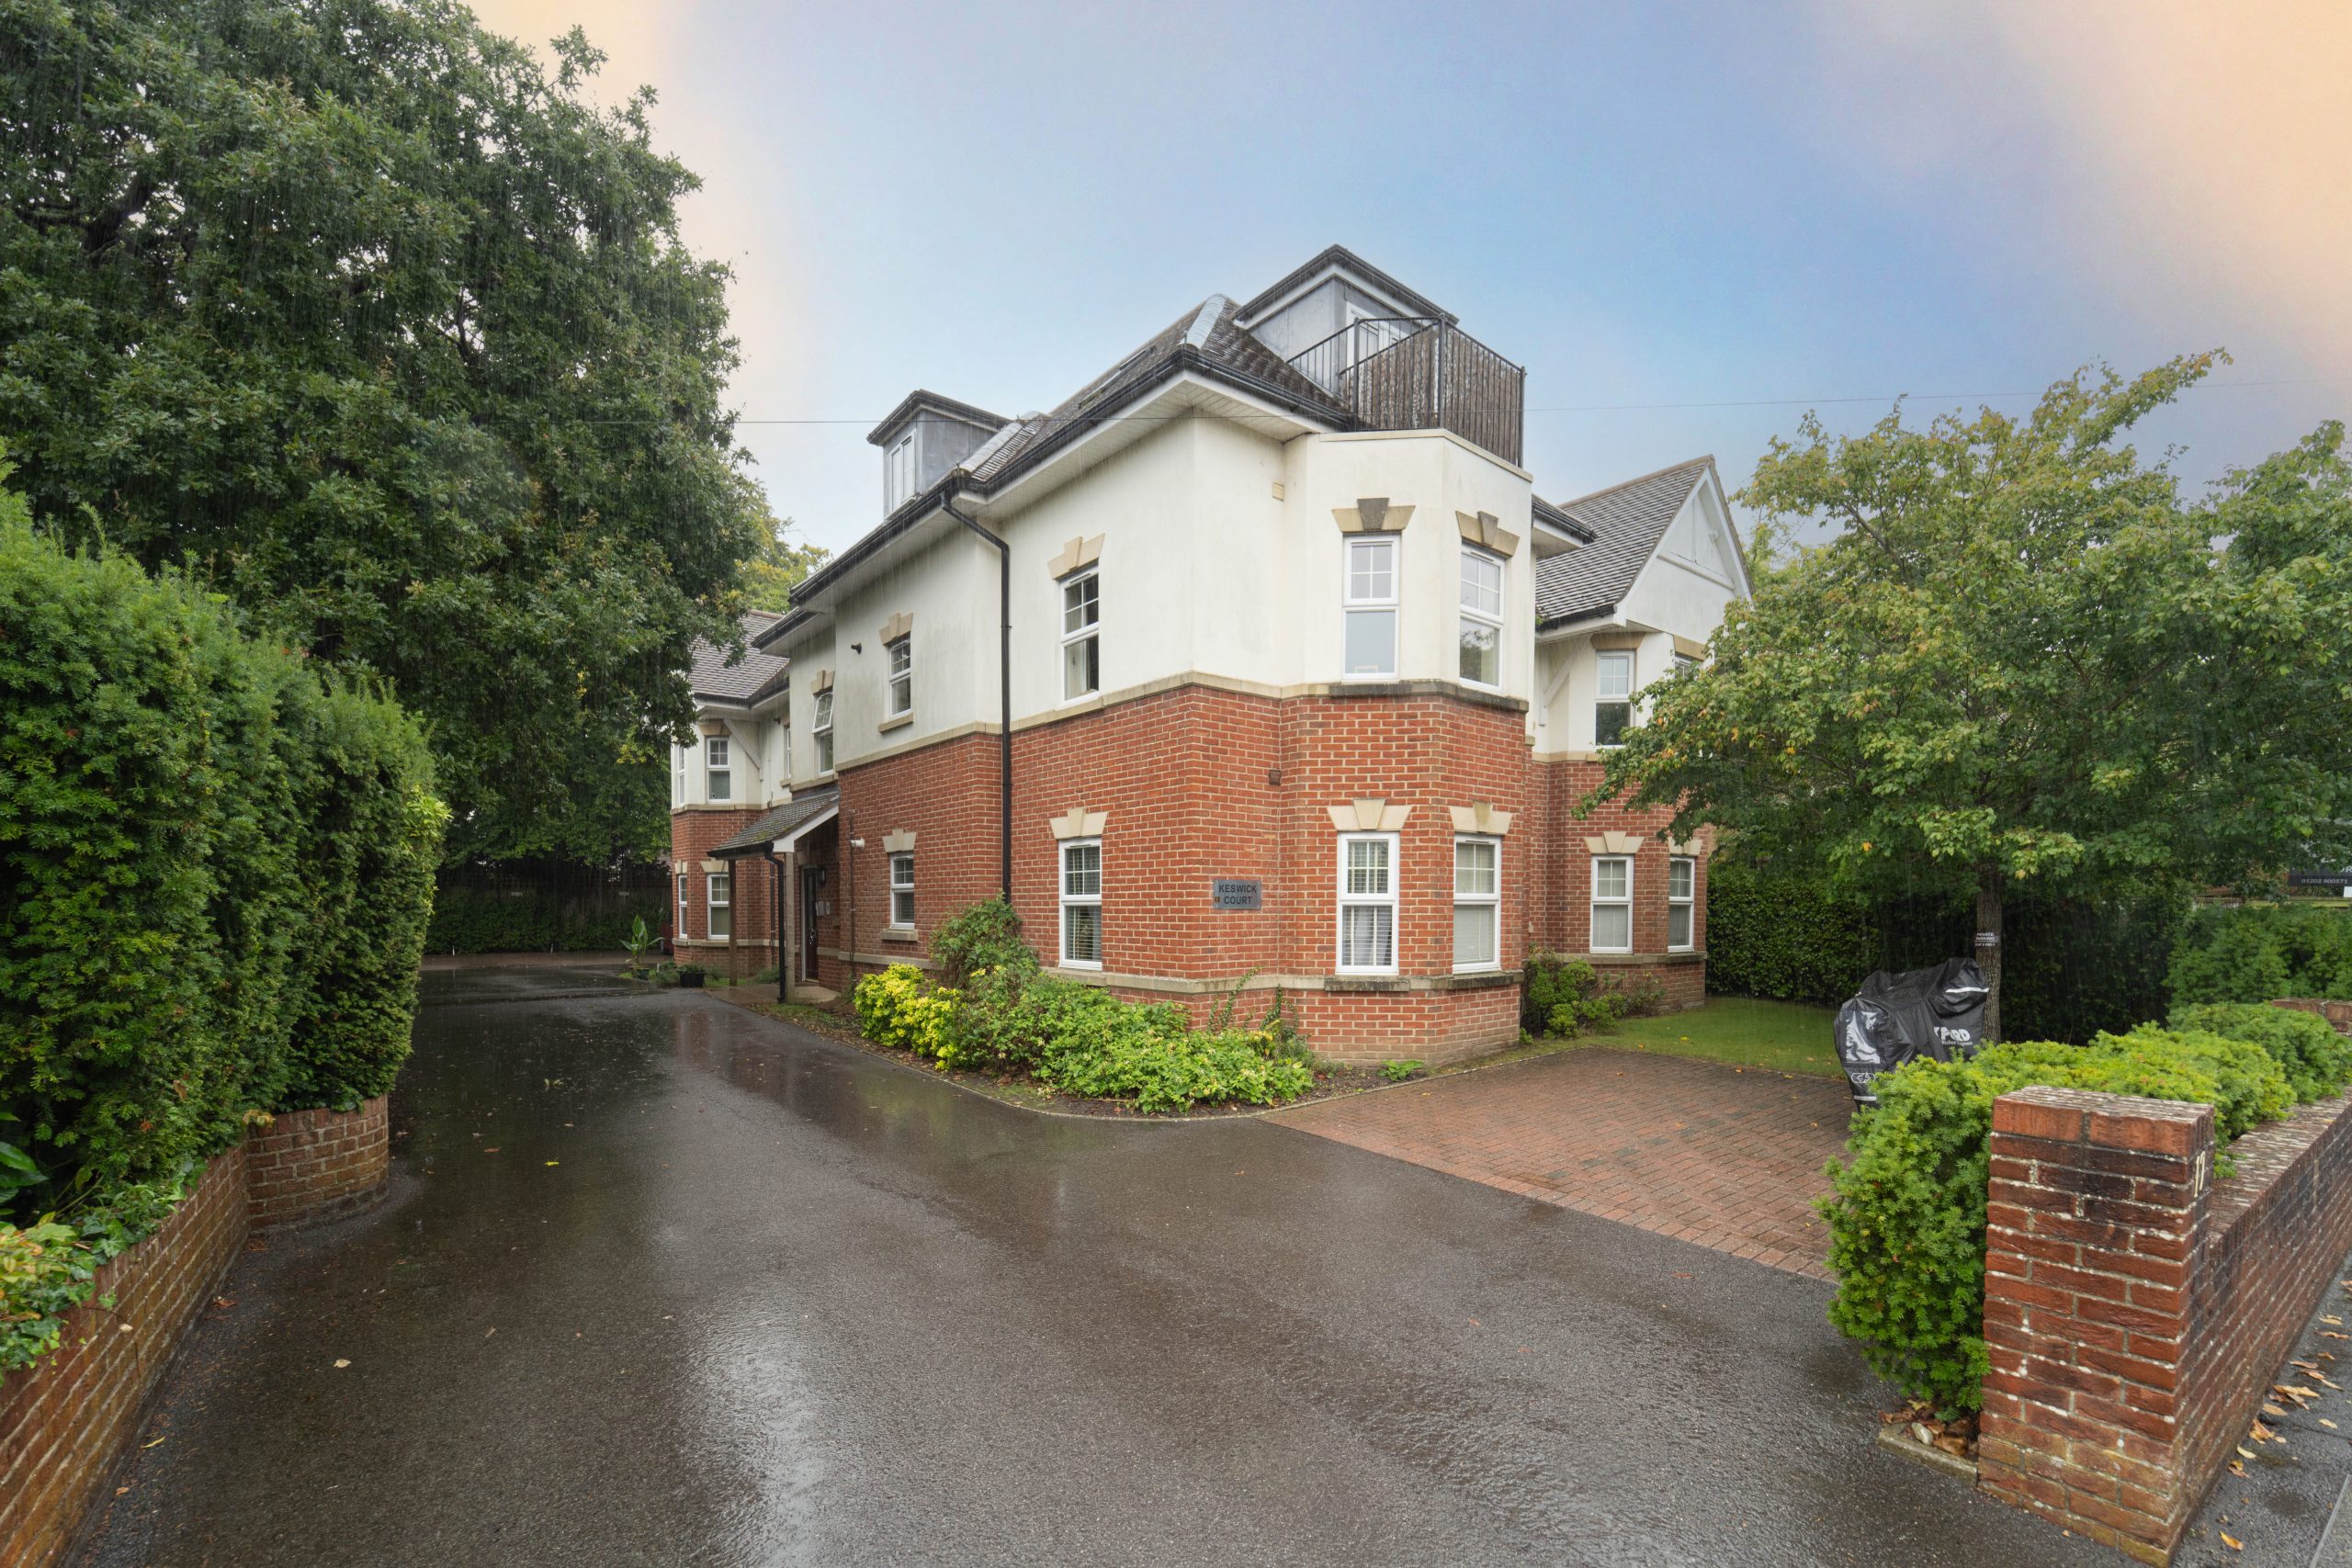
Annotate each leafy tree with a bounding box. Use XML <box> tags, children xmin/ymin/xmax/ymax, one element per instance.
<box><xmin>731</xmin><ymin>486</ymin><xmax>831</xmax><ymax>615</ymax></box>
<box><xmin>0</xmin><ymin>0</ymin><xmax>765</xmax><ymax>863</ymax></box>
<box><xmin>1593</xmin><ymin>358</ymin><xmax>2352</xmax><ymax>1036</ymax></box>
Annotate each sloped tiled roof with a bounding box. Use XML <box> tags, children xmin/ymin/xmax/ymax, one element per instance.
<box><xmin>1534</xmin><ymin>458</ymin><xmax>1713</xmax><ymax>627</ymax></box>
<box><xmin>964</xmin><ymin>295</ymin><xmax>1342</xmax><ymax>484</ymax></box>
<box><xmin>688</xmin><ymin>611</ymin><xmax>789</xmax><ymax>704</ymax></box>
<box><xmin>708</xmin><ymin>786</ymin><xmax>838</xmax><ymax>859</ymax></box>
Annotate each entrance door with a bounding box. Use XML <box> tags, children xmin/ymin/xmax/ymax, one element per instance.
<box><xmin>799</xmin><ymin>866</ymin><xmax>821</xmax><ymax>981</ymax></box>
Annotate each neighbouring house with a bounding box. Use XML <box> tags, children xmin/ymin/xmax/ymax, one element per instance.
<box><xmin>669</xmin><ymin>245</ymin><xmax>1750</xmax><ymax>1063</ymax></box>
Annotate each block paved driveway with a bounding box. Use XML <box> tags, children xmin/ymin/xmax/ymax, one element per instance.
<box><xmin>1273</xmin><ymin>1045</ymin><xmax>1854</xmax><ymax>1280</ymax></box>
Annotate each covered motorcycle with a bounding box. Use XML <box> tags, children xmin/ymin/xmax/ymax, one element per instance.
<box><xmin>1833</xmin><ymin>958</ymin><xmax>1990</xmax><ymax>1108</ymax></box>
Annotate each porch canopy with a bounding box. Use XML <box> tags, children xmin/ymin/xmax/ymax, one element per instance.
<box><xmin>707</xmin><ymin>785</ymin><xmax>839</xmax><ymax>861</ymax></box>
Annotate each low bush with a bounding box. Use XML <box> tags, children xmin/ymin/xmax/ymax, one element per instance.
<box><xmin>1383</xmin><ymin>1060</ymin><xmax>1423</xmax><ymax>1083</ymax></box>
<box><xmin>1820</xmin><ymin>1023</ymin><xmax>2308</xmax><ymax>1417</ymax></box>
<box><xmin>849</xmin><ymin>902</ymin><xmax>1317</xmax><ymax>1112</ymax></box>
<box><xmin>2168</xmin><ymin>904</ymin><xmax>2352</xmax><ymax>1006</ymax></box>
<box><xmin>2169</xmin><ymin>1002</ymin><xmax>2352</xmax><ymax>1105</ymax></box>
<box><xmin>1521</xmin><ymin>951</ymin><xmax>1657</xmax><ymax>1036</ymax></box>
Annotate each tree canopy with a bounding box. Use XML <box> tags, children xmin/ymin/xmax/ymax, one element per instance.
<box><xmin>0</xmin><ymin>0</ymin><xmax>764</xmax><ymax>863</ymax></box>
<box><xmin>1593</xmin><ymin>358</ymin><xmax>2352</xmax><ymax>1034</ymax></box>
<box><xmin>731</xmin><ymin>491</ymin><xmax>830</xmax><ymax>615</ymax></box>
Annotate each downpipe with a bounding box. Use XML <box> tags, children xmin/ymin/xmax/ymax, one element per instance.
<box><xmin>939</xmin><ymin>497</ymin><xmax>1012</xmax><ymax>900</ymax></box>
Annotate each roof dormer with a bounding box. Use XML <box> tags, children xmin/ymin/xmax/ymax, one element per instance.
<box><xmin>1233</xmin><ymin>245</ymin><xmax>1456</xmax><ymax>363</ymax></box>
<box><xmin>866</xmin><ymin>389</ymin><xmax>1008</xmax><ymax>515</ymax></box>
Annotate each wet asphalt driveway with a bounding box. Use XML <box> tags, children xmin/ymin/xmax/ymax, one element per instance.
<box><xmin>74</xmin><ymin>968</ymin><xmax>2111</xmax><ymax>1568</ymax></box>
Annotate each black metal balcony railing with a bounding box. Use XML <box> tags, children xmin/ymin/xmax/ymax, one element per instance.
<box><xmin>1285</xmin><ymin>316</ymin><xmax>1526</xmax><ymax>467</ymax></box>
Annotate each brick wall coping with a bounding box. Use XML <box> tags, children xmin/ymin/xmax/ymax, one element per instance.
<box><xmin>2207</xmin><ymin>1093</ymin><xmax>2349</xmax><ymax>1228</ymax></box>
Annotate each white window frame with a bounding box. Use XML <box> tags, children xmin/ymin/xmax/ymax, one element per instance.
<box><xmin>1595</xmin><ymin>649</ymin><xmax>1634</xmax><ymax>750</ymax></box>
<box><xmin>671</xmin><ymin>742</ymin><xmax>686</xmax><ymax>807</ymax></box>
<box><xmin>707</xmin><ymin>870</ymin><xmax>731</xmax><ymax>940</ymax></box>
<box><xmin>677</xmin><ymin>871</ymin><xmax>690</xmax><ymax>942</ymax></box>
<box><xmin>1058</xmin><ymin>837</ymin><xmax>1102</xmax><ymax>969</ymax></box>
<box><xmin>705</xmin><ymin>734</ymin><xmax>731</xmax><ymax>802</ymax></box>
<box><xmin>1342</xmin><ymin>535</ymin><xmax>1398</xmax><ymax>680</ymax></box>
<box><xmin>1336</xmin><ymin>831</ymin><xmax>1400</xmax><ymax>975</ymax></box>
<box><xmin>1590</xmin><ymin>855</ymin><xmax>1634</xmax><ymax>954</ymax></box>
<box><xmin>1453</xmin><ymin>835</ymin><xmax>1501</xmax><ymax>973</ymax></box>
<box><xmin>1668</xmin><ymin>855</ymin><xmax>1696</xmax><ymax>952</ymax></box>
<box><xmin>1060</xmin><ymin>567</ymin><xmax>1101</xmax><ymax>703</ymax></box>
<box><xmin>888</xmin><ymin>852</ymin><xmax>915</xmax><ymax>929</ymax></box>
<box><xmin>886</xmin><ymin>636</ymin><xmax>912</xmax><ymax>718</ymax></box>
<box><xmin>812</xmin><ymin>689</ymin><xmax>834</xmax><ymax>773</ymax></box>
<box><xmin>1457</xmin><ymin>546</ymin><xmax>1504</xmax><ymax>691</ymax></box>
<box><xmin>779</xmin><ymin>694</ymin><xmax>792</xmax><ymax>779</ymax></box>
<box><xmin>887</xmin><ymin>432</ymin><xmax>916</xmax><ymax>511</ymax></box>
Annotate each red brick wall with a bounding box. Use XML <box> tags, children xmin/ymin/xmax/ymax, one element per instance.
<box><xmin>246</xmin><ymin>1097</ymin><xmax>390</xmax><ymax>1228</ymax></box>
<box><xmin>1978</xmin><ymin>1066</ymin><xmax>2352</xmax><ymax>1564</ymax></box>
<box><xmin>668</xmin><ymin>807</ymin><xmax>785</xmax><ymax>977</ymax></box>
<box><xmin>0</xmin><ymin>1146</ymin><xmax>249</xmax><ymax>1568</ymax></box>
<box><xmin>748</xmin><ymin>682</ymin><xmax>1712</xmax><ymax>1061</ymax></box>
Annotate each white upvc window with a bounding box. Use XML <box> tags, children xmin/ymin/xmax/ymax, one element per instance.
<box><xmin>1337</xmin><ymin>832</ymin><xmax>1399</xmax><ymax>973</ymax></box>
<box><xmin>1673</xmin><ymin>650</ymin><xmax>1699</xmax><ymax>676</ymax></box>
<box><xmin>705</xmin><ymin>734</ymin><xmax>731</xmax><ymax>802</ymax></box>
<box><xmin>707</xmin><ymin>871</ymin><xmax>731</xmax><ymax>939</ymax></box>
<box><xmin>779</xmin><ymin>694</ymin><xmax>792</xmax><ymax>779</ymax></box>
<box><xmin>1343</xmin><ymin>536</ymin><xmax>1397</xmax><ymax>678</ymax></box>
<box><xmin>887</xmin><ymin>432</ymin><xmax>916</xmax><ymax>511</ymax></box>
<box><xmin>1668</xmin><ymin>856</ymin><xmax>1696</xmax><ymax>952</ymax></box>
<box><xmin>671</xmin><ymin>742</ymin><xmax>686</xmax><ymax>807</ymax></box>
<box><xmin>1061</xmin><ymin>568</ymin><xmax>1101</xmax><ymax>701</ymax></box>
<box><xmin>1059</xmin><ymin>838</ymin><xmax>1102</xmax><ymax>968</ymax></box>
<box><xmin>1595</xmin><ymin>650</ymin><xmax>1634</xmax><ymax>748</ymax></box>
<box><xmin>886</xmin><ymin>637</ymin><xmax>912</xmax><ymax>718</ymax></box>
<box><xmin>812</xmin><ymin>689</ymin><xmax>834</xmax><ymax>773</ymax></box>
<box><xmin>677</xmin><ymin>871</ymin><xmax>690</xmax><ymax>941</ymax></box>
<box><xmin>1453</xmin><ymin>836</ymin><xmax>1500</xmax><ymax>972</ymax></box>
<box><xmin>888</xmin><ymin>852</ymin><xmax>915</xmax><ymax>928</ymax></box>
<box><xmin>1590</xmin><ymin>855</ymin><xmax>1633</xmax><ymax>953</ymax></box>
<box><xmin>1458</xmin><ymin>547</ymin><xmax>1503</xmax><ymax>689</ymax></box>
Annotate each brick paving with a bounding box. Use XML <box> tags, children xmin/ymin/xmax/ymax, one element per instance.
<box><xmin>1272</xmin><ymin>1046</ymin><xmax>1855</xmax><ymax>1280</ymax></box>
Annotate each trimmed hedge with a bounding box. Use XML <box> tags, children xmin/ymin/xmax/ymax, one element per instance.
<box><xmin>1820</xmin><ymin>1018</ymin><xmax>2342</xmax><ymax>1418</ymax></box>
<box><xmin>424</xmin><ymin>884</ymin><xmax>662</xmax><ymax>953</ymax></box>
<box><xmin>1704</xmin><ymin>858</ymin><xmax>2175</xmax><ymax>1043</ymax></box>
<box><xmin>0</xmin><ymin>473</ymin><xmax>444</xmax><ymax>1223</ymax></box>
<box><xmin>2168</xmin><ymin>903</ymin><xmax>2352</xmax><ymax>1005</ymax></box>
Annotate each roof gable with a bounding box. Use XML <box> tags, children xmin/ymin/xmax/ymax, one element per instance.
<box><xmin>689</xmin><ymin>612</ymin><xmax>790</xmax><ymax>704</ymax></box>
<box><xmin>1533</xmin><ymin>458</ymin><xmax>1713</xmax><ymax>627</ymax></box>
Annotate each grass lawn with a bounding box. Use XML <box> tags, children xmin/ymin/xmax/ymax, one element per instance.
<box><xmin>1585</xmin><ymin>997</ymin><xmax>1842</xmax><ymax>1077</ymax></box>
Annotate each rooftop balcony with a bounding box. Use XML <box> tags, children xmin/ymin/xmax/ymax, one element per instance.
<box><xmin>1286</xmin><ymin>316</ymin><xmax>1526</xmax><ymax>467</ymax></box>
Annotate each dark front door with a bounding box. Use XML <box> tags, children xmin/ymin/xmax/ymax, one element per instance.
<box><xmin>799</xmin><ymin>866</ymin><xmax>821</xmax><ymax>982</ymax></box>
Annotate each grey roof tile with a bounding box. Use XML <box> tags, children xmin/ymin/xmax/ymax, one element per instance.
<box><xmin>708</xmin><ymin>786</ymin><xmax>839</xmax><ymax>858</ymax></box>
<box><xmin>688</xmin><ymin>612</ymin><xmax>790</xmax><ymax>703</ymax></box>
<box><xmin>1534</xmin><ymin>459</ymin><xmax>1712</xmax><ymax>626</ymax></box>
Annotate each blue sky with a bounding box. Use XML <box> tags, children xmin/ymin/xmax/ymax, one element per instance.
<box><xmin>480</xmin><ymin>0</ymin><xmax>2351</xmax><ymax>557</ymax></box>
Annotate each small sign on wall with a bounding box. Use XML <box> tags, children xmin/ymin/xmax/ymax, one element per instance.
<box><xmin>1210</xmin><ymin>879</ymin><xmax>1263</xmax><ymax>911</ymax></box>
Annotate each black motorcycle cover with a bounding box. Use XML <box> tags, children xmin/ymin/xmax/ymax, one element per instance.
<box><xmin>1833</xmin><ymin>958</ymin><xmax>1990</xmax><ymax>1107</ymax></box>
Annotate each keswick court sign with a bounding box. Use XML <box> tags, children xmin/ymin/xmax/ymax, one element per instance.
<box><xmin>1209</xmin><ymin>879</ymin><xmax>1263</xmax><ymax>910</ymax></box>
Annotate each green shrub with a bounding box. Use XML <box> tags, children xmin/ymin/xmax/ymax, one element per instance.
<box><xmin>1383</xmin><ymin>1060</ymin><xmax>1423</xmax><ymax>1083</ymax></box>
<box><xmin>2168</xmin><ymin>904</ymin><xmax>2352</xmax><ymax>1005</ymax></box>
<box><xmin>929</xmin><ymin>896</ymin><xmax>1036</xmax><ymax>987</ymax></box>
<box><xmin>853</xmin><ymin>965</ymin><xmax>959</xmax><ymax>1062</ymax></box>
<box><xmin>1522</xmin><ymin>952</ymin><xmax>1651</xmax><ymax>1036</ymax></box>
<box><xmin>2169</xmin><ymin>1002</ymin><xmax>2352</xmax><ymax>1103</ymax></box>
<box><xmin>0</xmin><ymin>1219</ymin><xmax>85</xmax><ymax>1371</ymax></box>
<box><xmin>1821</xmin><ymin>1026</ymin><xmax>2300</xmax><ymax>1417</ymax></box>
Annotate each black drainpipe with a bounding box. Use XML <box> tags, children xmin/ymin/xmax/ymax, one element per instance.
<box><xmin>764</xmin><ymin>847</ymin><xmax>786</xmax><ymax>1004</ymax></box>
<box><xmin>940</xmin><ymin>497</ymin><xmax>1012</xmax><ymax>899</ymax></box>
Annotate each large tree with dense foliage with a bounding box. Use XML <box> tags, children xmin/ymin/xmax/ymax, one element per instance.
<box><xmin>1593</xmin><ymin>358</ymin><xmax>2352</xmax><ymax>1036</ymax></box>
<box><xmin>0</xmin><ymin>0</ymin><xmax>764</xmax><ymax>863</ymax></box>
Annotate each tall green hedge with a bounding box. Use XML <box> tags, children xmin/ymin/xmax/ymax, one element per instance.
<box><xmin>423</xmin><ymin>885</ymin><xmax>662</xmax><ymax>953</ymax></box>
<box><xmin>2167</xmin><ymin>903</ymin><xmax>2352</xmax><ymax>1004</ymax></box>
<box><xmin>1703</xmin><ymin>857</ymin><xmax>2175</xmax><ymax>1043</ymax></box>
<box><xmin>0</xmin><ymin>472</ymin><xmax>444</xmax><ymax>1221</ymax></box>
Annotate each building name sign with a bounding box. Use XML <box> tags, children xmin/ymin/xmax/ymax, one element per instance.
<box><xmin>2289</xmin><ymin>870</ymin><xmax>2352</xmax><ymax>890</ymax></box>
<box><xmin>1209</xmin><ymin>879</ymin><xmax>1263</xmax><ymax>911</ymax></box>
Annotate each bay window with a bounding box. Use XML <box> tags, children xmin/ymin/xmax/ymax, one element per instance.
<box><xmin>1458</xmin><ymin>547</ymin><xmax>1503</xmax><ymax>689</ymax></box>
<box><xmin>1590</xmin><ymin>855</ymin><xmax>1633</xmax><ymax>953</ymax></box>
<box><xmin>1453</xmin><ymin>836</ymin><xmax>1500</xmax><ymax>971</ymax></box>
<box><xmin>707</xmin><ymin>871</ymin><xmax>731</xmax><ymax>939</ymax></box>
<box><xmin>1343</xmin><ymin>536</ymin><xmax>1397</xmax><ymax>677</ymax></box>
<box><xmin>677</xmin><ymin>872</ymin><xmax>690</xmax><ymax>942</ymax></box>
<box><xmin>1337</xmin><ymin>832</ymin><xmax>1398</xmax><ymax>973</ymax></box>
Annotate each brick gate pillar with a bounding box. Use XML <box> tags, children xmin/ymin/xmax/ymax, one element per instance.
<box><xmin>1976</xmin><ymin>1085</ymin><xmax>2213</xmax><ymax>1563</ymax></box>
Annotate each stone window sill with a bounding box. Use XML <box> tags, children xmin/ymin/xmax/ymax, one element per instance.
<box><xmin>877</xmin><ymin>713</ymin><xmax>912</xmax><ymax>734</ymax></box>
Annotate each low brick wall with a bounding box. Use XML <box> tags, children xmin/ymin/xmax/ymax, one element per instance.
<box><xmin>0</xmin><ymin>1146</ymin><xmax>249</xmax><ymax>1568</ymax></box>
<box><xmin>0</xmin><ymin>1096</ymin><xmax>391</xmax><ymax>1567</ymax></box>
<box><xmin>1977</xmin><ymin>1077</ymin><xmax>2352</xmax><ymax>1563</ymax></box>
<box><xmin>247</xmin><ymin>1096</ymin><xmax>390</xmax><ymax>1228</ymax></box>
<box><xmin>2275</xmin><ymin>997</ymin><xmax>2352</xmax><ymax>1032</ymax></box>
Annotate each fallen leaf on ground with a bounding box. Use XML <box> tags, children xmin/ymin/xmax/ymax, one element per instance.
<box><xmin>484</xmin><ymin>1327</ymin><xmax>496</xmax><ymax>1338</ymax></box>
<box><xmin>142</xmin><ymin>1436</ymin><xmax>166</xmax><ymax>1449</ymax></box>
<box><xmin>2252</xmin><ymin>1418</ymin><xmax>2279</xmax><ymax>1441</ymax></box>
<box><xmin>333</xmin><ymin>1359</ymin><xmax>350</xmax><ymax>1369</ymax></box>
<box><xmin>2230</xmin><ymin>1460</ymin><xmax>2249</xmax><ymax>1477</ymax></box>
<box><xmin>2265</xmin><ymin>1403</ymin><xmax>2290</xmax><ymax>1417</ymax></box>
<box><xmin>2238</xmin><ymin>1445</ymin><xmax>2257</xmax><ymax>1460</ymax></box>
<box><xmin>482</xmin><ymin>1146</ymin><xmax>500</xmax><ymax>1154</ymax></box>
<box><xmin>545</xmin><ymin>1160</ymin><xmax>560</xmax><ymax>1167</ymax></box>
<box><xmin>2222</xmin><ymin>1533</ymin><xmax>2243</xmax><ymax>1551</ymax></box>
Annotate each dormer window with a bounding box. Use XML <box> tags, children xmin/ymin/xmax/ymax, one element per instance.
<box><xmin>886</xmin><ymin>432</ymin><xmax>916</xmax><ymax>512</ymax></box>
